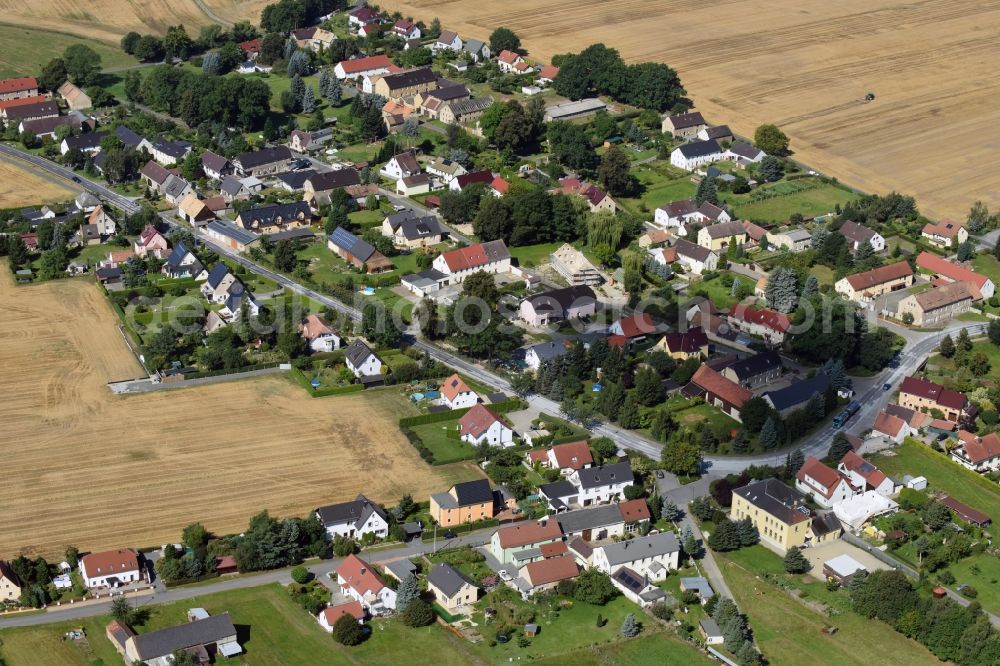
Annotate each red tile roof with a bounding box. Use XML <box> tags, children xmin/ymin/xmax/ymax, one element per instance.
<box><xmin>872</xmin><ymin>412</ymin><xmax>906</xmax><ymax>438</ymax></box>
<box><xmin>539</xmin><ymin>541</ymin><xmax>569</xmax><ymax>558</ymax></box>
<box><xmin>615</xmin><ymin>313</ymin><xmax>657</xmax><ymax>339</ymax></box>
<box><xmin>899</xmin><ymin>376</ymin><xmax>966</xmax><ymax>411</ymax></box>
<box><xmin>839</xmin><ymin>450</ymin><xmax>888</xmax><ymax>488</ymax></box>
<box><xmin>607</xmin><ymin>335</ymin><xmax>627</xmax><ymax>349</ymax></box>
<box><xmin>842</xmin><ymin>260</ymin><xmax>913</xmax><ymax>292</ymax></box>
<box><xmin>957</xmin><ymin>430</ymin><xmax>1000</xmax><ymax>464</ymax></box>
<box><xmin>528</xmin><ymin>450</ymin><xmax>548</xmax><ymax>464</ymax></box>
<box><xmin>81</xmin><ymin>549</ymin><xmax>140</xmax><ymax>577</ymax></box>
<box><xmin>939</xmin><ymin>495</ymin><xmax>991</xmax><ymax>526</ymax></box>
<box><xmin>321</xmin><ymin>600</ymin><xmax>365</xmax><ymax>624</ymax></box>
<box><xmin>337</xmin><ymin>554</ymin><xmax>386</xmax><ymax>596</ymax></box>
<box><xmin>496</xmin><ymin>518</ymin><xmax>562</xmax><ymax>548</ymax></box>
<box><xmin>922</xmin><ymin>218</ymin><xmax>965</xmax><ymax>239</ymax></box>
<box><xmin>441</xmin><ymin>373</ymin><xmax>473</xmax><ymax>402</ymax></box>
<box><xmin>796</xmin><ymin>457</ymin><xmax>846</xmax><ymax>499</ymax></box>
<box><xmin>498</xmin><ymin>50</ymin><xmax>522</xmax><ymax>64</ymax></box>
<box><xmin>727</xmin><ymin>304</ymin><xmax>790</xmax><ymax>333</ymax></box>
<box><xmin>539</xmin><ymin>65</ymin><xmax>560</xmax><ymax>80</ymax></box>
<box><xmin>298</xmin><ymin>314</ymin><xmax>335</xmax><ymax>342</ymax></box>
<box><xmin>690</xmin><ymin>364</ymin><xmax>752</xmax><ymax>409</ymax></box>
<box><xmin>438</xmin><ymin>239</ymin><xmax>509</xmax><ymax>272</ymax></box>
<box><xmin>239</xmin><ymin>38</ymin><xmax>262</xmax><ymax>54</ymax></box>
<box><xmin>550</xmin><ymin>441</ymin><xmax>593</xmax><ymax>470</ymax></box>
<box><xmin>490</xmin><ymin>176</ymin><xmax>510</xmax><ymax>194</ymax></box>
<box><xmin>523</xmin><ymin>555</ymin><xmax>579</xmax><ymax>586</ymax></box>
<box><xmin>459</xmin><ymin>403</ymin><xmax>504</xmax><ymax>438</ymax></box>
<box><xmin>0</xmin><ymin>77</ymin><xmax>37</xmax><ymax>95</ymax></box>
<box><xmin>916</xmin><ymin>251</ymin><xmax>990</xmax><ymax>296</ymax></box>
<box><xmin>337</xmin><ymin>54</ymin><xmax>392</xmax><ymax>75</ymax></box>
<box><xmin>0</xmin><ymin>95</ymin><xmax>48</xmax><ymax>112</ymax></box>
<box><xmin>618</xmin><ymin>499</ymin><xmax>651</xmax><ymax>523</ymax></box>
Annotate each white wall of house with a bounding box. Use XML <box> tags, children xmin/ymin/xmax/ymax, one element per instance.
<box><xmin>348</xmin><ymin>354</ymin><xmax>382</xmax><ymax>377</ymax></box>
<box><xmin>309</xmin><ymin>333</ymin><xmax>341</xmax><ymax>353</ymax></box>
<box><xmin>321</xmin><ymin>512</ymin><xmax>389</xmax><ymax>540</ymax></box>
<box><xmin>81</xmin><ymin>566</ymin><xmax>141</xmax><ymax>589</ymax></box>
<box><xmin>337</xmin><ymin>575</ymin><xmax>397</xmax><ymax>614</ymax></box>
<box><xmin>794</xmin><ymin>476</ymin><xmax>854</xmax><ymax>509</ymax></box>
<box><xmin>591</xmin><ymin>548</ymin><xmax>679</xmax><ymax>582</ymax></box>
<box><xmin>568</xmin><ymin>474</ymin><xmax>632</xmax><ymax>506</ymax></box>
<box><xmin>444</xmin><ymin>391</ymin><xmax>478</xmax><ymax>410</ymax></box>
<box><xmin>462</xmin><ymin>420</ymin><xmax>514</xmax><ymax>447</ymax></box>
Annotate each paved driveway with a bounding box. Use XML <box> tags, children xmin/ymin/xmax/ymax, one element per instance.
<box><xmin>800</xmin><ymin>539</ymin><xmax>891</xmax><ymax>575</ymax></box>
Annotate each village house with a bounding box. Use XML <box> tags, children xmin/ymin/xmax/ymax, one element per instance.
<box><xmin>951</xmin><ymin>430</ymin><xmax>1000</xmax><ymax>473</ymax></box>
<box><xmin>724</xmin><ymin>142</ymin><xmax>766</xmax><ymax>165</ymax></box>
<box><xmin>449</xmin><ymin>169</ymin><xmax>493</xmax><ymax>192</ymax></box>
<box><xmin>233</xmin><ymin>145</ymin><xmax>292</xmax><ymax>177</ymax></box>
<box><xmin>199</xmin><ymin>149</ymin><xmax>230</xmax><ymax>180</ymax></box>
<box><xmin>655</xmin><ymin>326</ymin><xmax>709</xmax><ymax>360</ymax></box>
<box><xmin>200</xmin><ymin>263</ymin><xmax>242</xmax><ymax>304</ymax></box>
<box><xmin>161</xmin><ymin>174</ymin><xmax>194</xmax><ymax>206</ymax></box>
<box><xmin>462</xmin><ymin>39</ymin><xmax>491</xmax><ymax>62</ymax></box>
<box><xmin>56</xmin><ymin>80</ymin><xmax>91</xmax><ymax>111</ymax></box>
<box><xmin>219</xmin><ymin>175</ymin><xmax>256</xmax><ymax>202</ymax></box>
<box><xmin>763</xmin><ymin>374</ymin><xmax>830</xmax><ymax>416</ymax></box>
<box><xmin>672</xmin><ymin>238</ymin><xmax>719</xmax><ymax>275</ymax></box>
<box><xmin>718</xmin><ymin>351</ymin><xmax>783</xmax><ymax>388</ymax></box>
<box><xmin>60</xmin><ymin>131</ymin><xmax>105</xmax><ymax>155</ymax></box>
<box><xmin>549</xmin><ymin>243</ymin><xmax>602</xmax><ymax>286</ymax></box>
<box><xmin>727</xmin><ymin>304</ymin><xmax>791</xmax><ymax>346</ymax></box>
<box><xmin>177</xmin><ymin>194</ymin><xmax>214</xmax><ymax>225</ymax></box>
<box><xmin>608</xmin><ymin>313</ymin><xmax>658</xmax><ymax>344</ymax></box>
<box><xmin>335</xmin><ymin>54</ymin><xmax>394</xmax><ymax>80</ymax></box>
<box><xmin>162</xmin><ymin>242</ymin><xmax>206</xmax><ymax>280</ymax></box>
<box><xmin>133</xmin><ymin>224</ymin><xmax>169</xmax><ymax>259</ymax></box>
<box><xmin>236</xmin><ymin>201</ymin><xmax>311</xmax><ymax>232</ymax></box>
<box><xmin>439</xmin><ymin>97</ymin><xmax>494</xmax><ymax>126</ymax></box>
<box><xmin>432</xmin><ymin>239</ymin><xmax>510</xmax><ymax>282</ymax></box>
<box><xmin>767</xmin><ymin>228</ymin><xmax>812</xmax><ymax>252</ymax></box>
<box><xmin>86</xmin><ymin>205</ymin><xmax>116</xmax><ymax>238</ymax></box>
<box><xmin>142</xmin><ymin>136</ymin><xmax>191</xmax><ymax>166</ymax></box>
<box><xmin>389</xmin><ymin>18</ymin><xmax>420</xmax><ymax>40</ymax></box>
<box><xmin>490</xmin><ymin>518</ymin><xmax>563</xmax><ymax>564</ymax></box>
<box><xmin>550</xmin><ymin>503</ymin><xmax>630</xmax><ymax>541</ymax></box>
<box><xmin>834</xmin><ymin>260</ymin><xmax>914</xmax><ymax>304</ymax></box>
<box><xmin>897</xmin><ymin>281</ymin><xmax>974</xmax><ymax>326</ymax></box>
<box><xmin>395</xmin><ymin>173</ymin><xmax>431</xmax><ymax>196</ymax></box>
<box><xmin>425</xmin><ymin>157</ymin><xmax>467</xmax><ymax>184</ymax></box>
<box><xmin>314</xmin><ymin>494</ymin><xmax>389</xmax><ymax>540</ymax></box>
<box><xmin>327</xmin><ymin>226</ymin><xmax>393</xmax><ymax>273</ymax></box>
<box><xmin>303</xmin><ymin>168</ymin><xmax>363</xmax><ymax>208</ymax></box>
<box><xmin>288</xmin><ymin>127</ymin><xmax>333</xmax><ymax>153</ymax></box>
<box><xmin>529</xmin><ymin>440</ymin><xmax>594</xmax><ymax>475</ymax></box>
<box><xmin>219</xmin><ymin>288</ymin><xmax>260</xmax><ymax>320</ymax></box>
<box><xmin>116</xmin><ymin>611</ymin><xmax>240</xmax><ymax>664</ymax></box>
<box><xmin>795</xmin><ymin>456</ymin><xmax>855</xmax><ymax>508</ymax></box>
<box><xmin>0</xmin><ymin>560</ymin><xmax>21</xmax><ymax>601</ymax></box>
<box><xmin>838</xmin><ymin>451</ymin><xmax>896</xmax><ymax>495</ymax></box>
<box><xmin>697</xmin><ymin>220</ymin><xmax>748</xmax><ymax>252</ymax></box>
<box><xmin>0</xmin><ymin>99</ymin><xmax>58</xmax><ymax>126</ymax></box>
<box><xmin>203</xmin><ymin>219</ymin><xmax>259</xmax><ymax>253</ymax></box>
<box><xmin>671</xmin><ymin>139</ymin><xmax>724</xmax><ymax>171</ymax></box>
<box><xmin>318</xmin><ymin>601</ymin><xmax>365</xmax><ymax>631</ymax></box>
<box><xmin>916</xmin><ymin>251</ymin><xmax>994</xmax><ymax>300</ymax></box>
<box><xmin>490</xmin><ymin>176</ymin><xmax>511</xmax><ymax>198</ymax></box>
<box><xmin>897</xmin><ymin>375</ymin><xmax>970</xmax><ymax>423</ymax></box>
<box><xmin>459</xmin><ymin>403</ymin><xmax>513</xmax><ymax>447</ymax></box>
<box><xmin>440</xmin><ymin>373</ymin><xmax>478</xmax><ymax>409</ymax></box>
<box><xmin>519</xmin><ymin>285</ymin><xmax>597</xmax><ymax>327</ymax></box>
<box><xmin>337</xmin><ymin>554</ymin><xmax>396</xmax><ymax>615</ymax></box>
<box><xmin>639</xmin><ymin>229</ymin><xmax>671</xmax><ymax>248</ymax></box>
<box><xmin>592</xmin><ymin>531</ymin><xmax>680</xmax><ymax>582</ymax></box>
<box><xmin>0</xmin><ymin>76</ymin><xmax>38</xmax><ymax>100</ymax></box>
<box><xmin>139</xmin><ymin>160</ymin><xmax>175</xmax><ymax>194</ymax></box>
<box><xmin>497</xmin><ymin>50</ymin><xmax>528</xmax><ymax>73</ymax></box>
<box><xmin>731</xmin><ymin>478</ymin><xmax>836</xmax><ymax>552</ymax></box>
<box><xmin>416</xmin><ymin>84</ymin><xmax>470</xmax><ymax>117</ymax></box>
<box><xmin>686</xmin><ymin>364</ymin><xmax>752</xmax><ymax>422</ymax></box>
<box><xmin>344</xmin><ymin>339</ymin><xmax>383</xmax><ymax>378</ymax></box>
<box><xmin>838</xmin><ymin>220</ymin><xmax>885</xmax><ymax>253</ymax></box>
<box><xmin>348</xmin><ymin>6</ymin><xmax>382</xmax><ymax>29</ymax></box>
<box><xmin>80</xmin><ymin>549</ymin><xmax>143</xmax><ymax>588</ymax></box>
<box><xmin>921</xmin><ymin>219</ymin><xmax>968</xmax><ymax>248</ymax></box>
<box><xmin>523</xmin><ymin>340</ymin><xmax>571</xmax><ymax>371</ymax></box>
<box><xmin>433</xmin><ymin>31</ymin><xmax>463</xmax><ymax>53</ymax></box>
<box><xmin>566</xmin><ymin>461</ymin><xmax>634</xmax><ymax>506</ymax></box>
<box><xmin>381</xmin><ymin>152</ymin><xmax>421</xmax><ymax>181</ymax></box>
<box><xmin>298</xmin><ymin>314</ymin><xmax>341</xmax><ymax>352</ymax></box>
<box><xmin>538</xmin><ymin>64</ymin><xmax>560</xmax><ymax>85</ymax></box>
<box><xmin>661</xmin><ymin>111</ymin><xmax>708</xmax><ymax>138</ymax></box>
<box><xmin>518</xmin><ymin>556</ymin><xmax>580</xmax><ymax>597</ymax></box>
<box><xmin>654</xmin><ymin>199</ymin><xmax>730</xmax><ymax>235</ymax></box>
<box><xmin>291</xmin><ymin>26</ymin><xmax>336</xmax><ymax>51</ymax></box>
<box><xmin>426</xmin><ymin>563</ymin><xmax>477</xmax><ymax>612</ymax></box>
<box><xmin>372</xmin><ymin>68</ymin><xmax>438</xmax><ymax>98</ymax></box>
<box><xmin>697</xmin><ymin>125</ymin><xmax>733</xmax><ymax>143</ymax></box>
<box><xmin>870</xmin><ymin>410</ymin><xmax>911</xmax><ymax>443</ymax></box>
<box><xmin>430</xmin><ymin>479</ymin><xmax>495</xmax><ymax>526</ymax></box>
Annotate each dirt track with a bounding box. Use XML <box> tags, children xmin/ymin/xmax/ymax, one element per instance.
<box><xmin>0</xmin><ymin>270</ymin><xmax>481</xmax><ymax>558</ymax></box>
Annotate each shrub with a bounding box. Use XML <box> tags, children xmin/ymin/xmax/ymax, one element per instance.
<box><xmin>291</xmin><ymin>565</ymin><xmax>311</xmax><ymax>584</ymax></box>
<box><xmin>961</xmin><ymin>585</ymin><xmax>978</xmax><ymax>598</ymax></box>
<box><xmin>401</xmin><ymin>598</ymin><xmax>435</xmax><ymax>627</ymax></box>
<box><xmin>332</xmin><ymin>614</ymin><xmax>365</xmax><ymax>645</ymax></box>
<box><xmin>573</xmin><ymin>569</ymin><xmax>620</xmax><ymax>605</ymax></box>
<box><xmin>650</xmin><ymin>603</ymin><xmax>673</xmax><ymax>621</ymax></box>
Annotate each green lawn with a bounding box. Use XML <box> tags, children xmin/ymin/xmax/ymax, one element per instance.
<box><xmin>619</xmin><ymin>164</ymin><xmax>694</xmax><ymax>216</ymax></box>
<box><xmin>0</xmin><ymin>24</ymin><xmax>138</xmax><ymax>78</ymax></box>
<box><xmin>532</xmin><ymin>634</ymin><xmax>711</xmax><ymax>665</ymax></box>
<box><xmin>870</xmin><ymin>439</ymin><xmax>1000</xmax><ymax>537</ymax></box>
<box><xmin>687</xmin><ymin>270</ymin><xmax>742</xmax><ymax>309</ymax></box>
<box><xmin>972</xmin><ymin>254</ymin><xmax>1000</xmax><ymax>287</ymax></box>
<box><xmin>672</xmin><ymin>402</ymin><xmax>740</xmax><ymax>436</ymax></box>
<box><xmin>410</xmin><ymin>419</ymin><xmax>476</xmax><ymax>464</ymax></box>
<box><xmin>923</xmin><ymin>339</ymin><xmax>1000</xmax><ymax>386</ymax></box>
<box><xmin>808</xmin><ymin>264</ymin><xmax>835</xmax><ymax>286</ymax></box>
<box><xmin>948</xmin><ymin>553</ymin><xmax>1000</xmax><ymax>616</ymax></box>
<box><xmin>509</xmin><ymin>242</ymin><xmax>563</xmax><ymax>268</ymax></box>
<box><xmin>723</xmin><ymin>181</ymin><xmax>859</xmax><ymax>223</ymax></box>
<box><xmin>717</xmin><ymin>551</ymin><xmax>941</xmax><ymax>665</ymax></box>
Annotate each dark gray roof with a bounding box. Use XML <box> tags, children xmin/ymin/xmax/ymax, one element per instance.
<box><xmin>235</xmin><ymin>145</ymin><xmax>292</xmax><ymax>170</ymax></box>
<box><xmin>277</xmin><ymin>169</ymin><xmax>316</xmax><ymax>189</ymax></box>
<box><xmin>201</xmin><ymin>150</ymin><xmax>230</xmax><ymax>173</ymax></box>
<box><xmin>445</xmin><ymin>97</ymin><xmax>494</xmax><ymax>116</ymax></box>
<box><xmin>811</xmin><ymin>511</ymin><xmax>842</xmax><ymax>537</ymax></box>
<box><xmin>385</xmin><ymin>559</ymin><xmax>418</xmax><ymax>580</ymax></box>
<box><xmin>205</xmin><ymin>263</ymin><xmax>231</xmax><ymax>289</ymax></box>
<box><xmin>381</xmin><ymin>67</ymin><xmax>437</xmax><ymax>91</ymax></box>
<box><xmin>402</xmin><ymin>268</ymin><xmax>448</xmax><ymax>290</ymax></box>
<box><xmin>162</xmin><ymin>174</ymin><xmax>191</xmax><ymax>199</ymax></box>
<box><xmin>206</xmin><ymin>220</ymin><xmax>258</xmax><ymax>246</ymax></box>
<box><xmin>151</xmin><ymin>136</ymin><xmax>191</xmax><ymax>160</ymax></box>
<box><xmin>723</xmin><ymin>351</ymin><xmax>782</xmax><ymax>381</ymax></box>
<box><xmin>131</xmin><ymin>614</ymin><xmax>237</xmax><ymax>660</ymax></box>
<box><xmin>265</xmin><ymin>227</ymin><xmax>315</xmax><ymax>242</ymax></box>
<box><xmin>676</xmin><ymin>139</ymin><xmax>721</xmax><ymax>159</ymax></box>
<box><xmin>385</xmin><ymin>211</ymin><xmax>443</xmax><ymax>241</ymax></box>
<box><xmin>220</xmin><ymin>176</ymin><xmax>246</xmax><ymax>196</ymax></box>
<box><xmin>764</xmin><ymin>374</ymin><xmax>830</xmax><ymax>412</ymax></box>
<box><xmin>674</xmin><ymin>238</ymin><xmax>713</xmax><ymax>263</ymax></box>
<box><xmin>307</xmin><ymin>168</ymin><xmax>362</xmax><ymax>192</ymax></box>
<box><xmin>315</xmin><ymin>494</ymin><xmax>387</xmax><ymax>528</ymax></box>
<box><xmin>115</xmin><ymin>126</ymin><xmax>144</xmax><ymax>148</ymax></box>
<box><xmin>703</xmin><ymin>125</ymin><xmax>732</xmax><ymax>140</ymax></box>
<box><xmin>526</xmin><ymin>340</ymin><xmax>570</xmax><ymax>363</ymax></box>
<box><xmin>726</xmin><ymin>141</ymin><xmax>763</xmax><ymax>160</ymax></box>
<box><xmin>427</xmin><ymin>562</ymin><xmax>474</xmax><ymax>597</ymax></box>
<box><xmin>427</xmin><ymin>84</ymin><xmax>470</xmax><ymax>101</ymax></box>
<box><xmin>524</xmin><ymin>285</ymin><xmax>596</xmax><ymax>315</ymax></box>
<box><xmin>6</xmin><ymin>100</ymin><xmax>58</xmax><ymax>120</ymax></box>
<box><xmin>236</xmin><ymin>201</ymin><xmax>311</xmax><ymax>230</ymax></box>
<box><xmin>451</xmin><ymin>478</ymin><xmax>492</xmax><ymax>506</ymax></box>
<box><xmin>538</xmin><ymin>480</ymin><xmax>577</xmax><ymax>500</ymax></box>
<box><xmin>574</xmin><ymin>462</ymin><xmax>633</xmax><ymax>490</ymax></box>
<box><xmin>599</xmin><ymin>532</ymin><xmax>679</xmax><ymax>566</ymax></box>
<box><xmin>733</xmin><ymin>478</ymin><xmax>812</xmax><ymax>525</ymax></box>
<box><xmin>63</xmin><ymin>132</ymin><xmax>106</xmax><ymax>151</ymax></box>
<box><xmin>345</xmin><ymin>339</ymin><xmax>377</xmax><ymax>368</ymax></box>
<box><xmin>328</xmin><ymin>226</ymin><xmax>377</xmax><ymax>261</ymax></box>
<box><xmin>556</xmin><ymin>504</ymin><xmax>624</xmax><ymax>534</ymax></box>
<box><xmin>667</xmin><ymin>111</ymin><xmax>706</xmax><ymax>130</ymax></box>
<box><xmin>165</xmin><ymin>242</ymin><xmax>191</xmax><ymax>269</ymax></box>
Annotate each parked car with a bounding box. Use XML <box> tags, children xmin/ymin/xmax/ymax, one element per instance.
<box><xmin>882</xmin><ymin>383</ymin><xmax>892</xmax><ymax>391</ymax></box>
<box><xmin>499</xmin><ymin>570</ymin><xmax>513</xmax><ymax>582</ymax></box>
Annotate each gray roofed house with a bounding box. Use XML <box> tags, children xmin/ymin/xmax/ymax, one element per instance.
<box><xmin>306</xmin><ymin>168</ymin><xmax>362</xmax><ymax>192</ymax></box>
<box><xmin>666</xmin><ymin>111</ymin><xmax>706</xmax><ymax>131</ymax></box>
<box><xmin>401</xmin><ymin>268</ymin><xmax>449</xmax><ymax>295</ymax></box>
<box><xmin>127</xmin><ymin>613</ymin><xmax>239</xmax><ymax>663</ymax></box>
<box><xmin>162</xmin><ymin>241</ymin><xmax>205</xmax><ymax>279</ymax></box>
<box><xmin>555</xmin><ymin>504</ymin><xmax>626</xmax><ymax>537</ymax></box>
<box><xmin>220</xmin><ymin>175</ymin><xmax>249</xmax><ymax>198</ymax></box>
<box><xmin>538</xmin><ymin>480</ymin><xmax>578</xmax><ymax>510</ymax></box>
<box><xmin>732</xmin><ymin>478</ymin><xmax>812</xmax><ymax>527</ymax></box>
<box><xmin>62</xmin><ymin>131</ymin><xmax>106</xmax><ymax>153</ymax></box>
<box><xmin>610</xmin><ymin>566</ymin><xmax>668</xmax><ymax>606</ymax></box>
<box><xmin>574</xmin><ymin>461</ymin><xmax>633</xmax><ymax>490</ymax></box>
<box><xmin>233</xmin><ymin>145</ymin><xmax>292</xmax><ymax>176</ymax></box>
<box><xmin>719</xmin><ymin>351</ymin><xmax>783</xmax><ymax>388</ymax></box>
<box><xmin>345</xmin><ymin>338</ymin><xmax>378</xmax><ymax>368</ymax></box>
<box><xmin>149</xmin><ymin>136</ymin><xmax>192</xmax><ymax>162</ymax></box>
<box><xmin>673</xmin><ymin>238</ymin><xmax>714</xmax><ymax>264</ymax></box>
<box><xmin>442</xmin><ymin>97</ymin><xmax>494</xmax><ymax>122</ymax></box>
<box><xmin>276</xmin><ymin>168</ymin><xmax>316</xmax><ymax>191</ymax></box>
<box><xmin>452</xmin><ymin>478</ymin><xmax>493</xmax><ymax>505</ymax></box>
<box><xmin>205</xmin><ymin>220</ymin><xmax>259</xmax><ymax>249</ymax></box>
<box><xmin>701</xmin><ymin>220</ymin><xmax>746</xmax><ymax>239</ymax></box>
<box><xmin>427</xmin><ymin>84</ymin><xmax>470</xmax><ymax>101</ymax></box>
<box><xmin>524</xmin><ymin>340</ymin><xmax>571</xmax><ymax>367</ymax></box>
<box><xmin>599</xmin><ymin>532</ymin><xmax>679</xmax><ymax>567</ymax></box>
<box><xmin>675</xmin><ymin>139</ymin><xmax>722</xmax><ymax>159</ymax></box>
<box><xmin>384</xmin><ymin>211</ymin><xmax>444</xmax><ymax>244</ymax></box>
<box><xmin>725</xmin><ymin>141</ymin><xmax>766</xmax><ymax>162</ymax></box>
<box><xmin>201</xmin><ymin>149</ymin><xmax>230</xmax><ymax>178</ymax></box>
<box><xmin>315</xmin><ymin>493</ymin><xmax>389</xmax><ymax>539</ymax></box>
<box><xmin>462</xmin><ymin>38</ymin><xmax>490</xmax><ymax>61</ymax></box>
<box><xmin>763</xmin><ymin>373</ymin><xmax>830</xmax><ymax>415</ymax></box>
<box><xmin>384</xmin><ymin>558</ymin><xmax>418</xmax><ymax>582</ymax></box>
<box><xmin>427</xmin><ymin>562</ymin><xmax>475</xmax><ymax>598</ymax></box>
<box><xmin>379</xmin><ymin>67</ymin><xmax>438</xmax><ymax>92</ymax></box>
<box><xmin>162</xmin><ymin>174</ymin><xmax>193</xmax><ymax>203</ymax></box>
<box><xmin>115</xmin><ymin>125</ymin><xmax>144</xmax><ymax>149</ymax></box>
<box><xmin>679</xmin><ymin>576</ymin><xmax>714</xmax><ymax>600</ymax></box>
<box><xmin>236</xmin><ymin>201</ymin><xmax>311</xmax><ymax>231</ymax></box>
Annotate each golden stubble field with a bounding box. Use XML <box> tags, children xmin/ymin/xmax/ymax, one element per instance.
<box><xmin>380</xmin><ymin>0</ymin><xmax>1000</xmax><ymax>220</ymax></box>
<box><xmin>0</xmin><ymin>159</ymin><xmax>79</xmax><ymax>208</ymax></box>
<box><xmin>0</xmin><ymin>270</ymin><xmax>482</xmax><ymax>558</ymax></box>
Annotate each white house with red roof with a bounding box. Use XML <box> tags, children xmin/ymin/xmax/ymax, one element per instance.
<box><xmin>334</xmin><ymin>54</ymin><xmax>393</xmax><ymax>80</ymax></box>
<box><xmin>490</xmin><ymin>176</ymin><xmax>510</xmax><ymax>198</ymax></box>
<box><xmin>348</xmin><ymin>6</ymin><xmax>382</xmax><ymax>28</ymax></box>
<box><xmin>336</xmin><ymin>554</ymin><xmax>396</xmax><ymax>615</ymax></box>
<box><xmin>298</xmin><ymin>314</ymin><xmax>341</xmax><ymax>352</ymax></box>
<box><xmin>545</xmin><ymin>440</ymin><xmax>594</xmax><ymax>475</ymax></box>
<box><xmin>497</xmin><ymin>50</ymin><xmax>527</xmax><ymax>73</ymax></box>
<box><xmin>921</xmin><ymin>219</ymin><xmax>968</xmax><ymax>249</ymax></box>
<box><xmin>432</xmin><ymin>239</ymin><xmax>511</xmax><ymax>283</ymax></box>
<box><xmin>838</xmin><ymin>451</ymin><xmax>896</xmax><ymax>496</ymax></box>
<box><xmin>318</xmin><ymin>601</ymin><xmax>365</xmax><ymax>630</ymax></box>
<box><xmin>440</xmin><ymin>373</ymin><xmax>478</xmax><ymax>409</ymax></box>
<box><xmin>951</xmin><ymin>430</ymin><xmax>1000</xmax><ymax>473</ymax></box>
<box><xmin>687</xmin><ymin>364</ymin><xmax>752</xmax><ymax>422</ymax></box>
<box><xmin>870</xmin><ymin>411</ymin><xmax>910</xmax><ymax>444</ymax></box>
<box><xmin>916</xmin><ymin>251</ymin><xmax>994</xmax><ymax>300</ymax></box>
<box><xmin>133</xmin><ymin>225</ymin><xmax>169</xmax><ymax>259</ymax></box>
<box><xmin>794</xmin><ymin>457</ymin><xmax>855</xmax><ymax>508</ymax></box>
<box><xmin>80</xmin><ymin>549</ymin><xmax>143</xmax><ymax>588</ymax></box>
<box><xmin>538</xmin><ymin>65</ymin><xmax>560</xmax><ymax>85</ymax></box>
<box><xmin>459</xmin><ymin>403</ymin><xmax>513</xmax><ymax>447</ymax></box>
<box><xmin>608</xmin><ymin>313</ymin><xmax>658</xmax><ymax>342</ymax></box>
<box><xmin>390</xmin><ymin>19</ymin><xmax>421</xmax><ymax>40</ymax></box>
<box><xmin>727</xmin><ymin>304</ymin><xmax>790</xmax><ymax>346</ymax></box>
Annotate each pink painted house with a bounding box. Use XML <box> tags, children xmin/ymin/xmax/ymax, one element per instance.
<box><xmin>133</xmin><ymin>225</ymin><xmax>170</xmax><ymax>259</ymax></box>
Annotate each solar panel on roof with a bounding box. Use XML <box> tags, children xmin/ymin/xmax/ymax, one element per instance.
<box><xmin>614</xmin><ymin>569</ymin><xmax>644</xmax><ymax>593</ymax></box>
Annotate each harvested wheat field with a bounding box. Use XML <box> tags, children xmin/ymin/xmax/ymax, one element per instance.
<box><xmin>0</xmin><ymin>269</ymin><xmax>482</xmax><ymax>558</ymax></box>
<box><xmin>0</xmin><ymin>158</ymin><xmax>79</xmax><ymax>208</ymax></box>
<box><xmin>381</xmin><ymin>0</ymin><xmax>1000</xmax><ymax>219</ymax></box>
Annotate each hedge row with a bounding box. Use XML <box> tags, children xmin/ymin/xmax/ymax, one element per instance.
<box><xmin>288</xmin><ymin>365</ymin><xmax>365</xmax><ymax>397</ymax></box>
<box><xmin>397</xmin><ymin>398</ymin><xmax>524</xmax><ymax>428</ymax></box>
<box><xmin>184</xmin><ymin>362</ymin><xmax>281</xmax><ymax>380</ymax></box>
<box><xmin>402</xmin><ymin>427</ymin><xmax>435</xmax><ymax>465</ymax></box>
<box><xmin>419</xmin><ymin>518</ymin><xmax>500</xmax><ymax>541</ymax></box>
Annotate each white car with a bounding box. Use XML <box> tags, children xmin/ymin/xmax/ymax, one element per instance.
<box><xmin>499</xmin><ymin>570</ymin><xmax>513</xmax><ymax>582</ymax></box>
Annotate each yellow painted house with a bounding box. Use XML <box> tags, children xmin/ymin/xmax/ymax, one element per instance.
<box><xmin>430</xmin><ymin>479</ymin><xmax>495</xmax><ymax>527</ymax></box>
<box><xmin>0</xmin><ymin>560</ymin><xmax>21</xmax><ymax>602</ymax></box>
<box><xmin>730</xmin><ymin>478</ymin><xmax>841</xmax><ymax>552</ymax></box>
